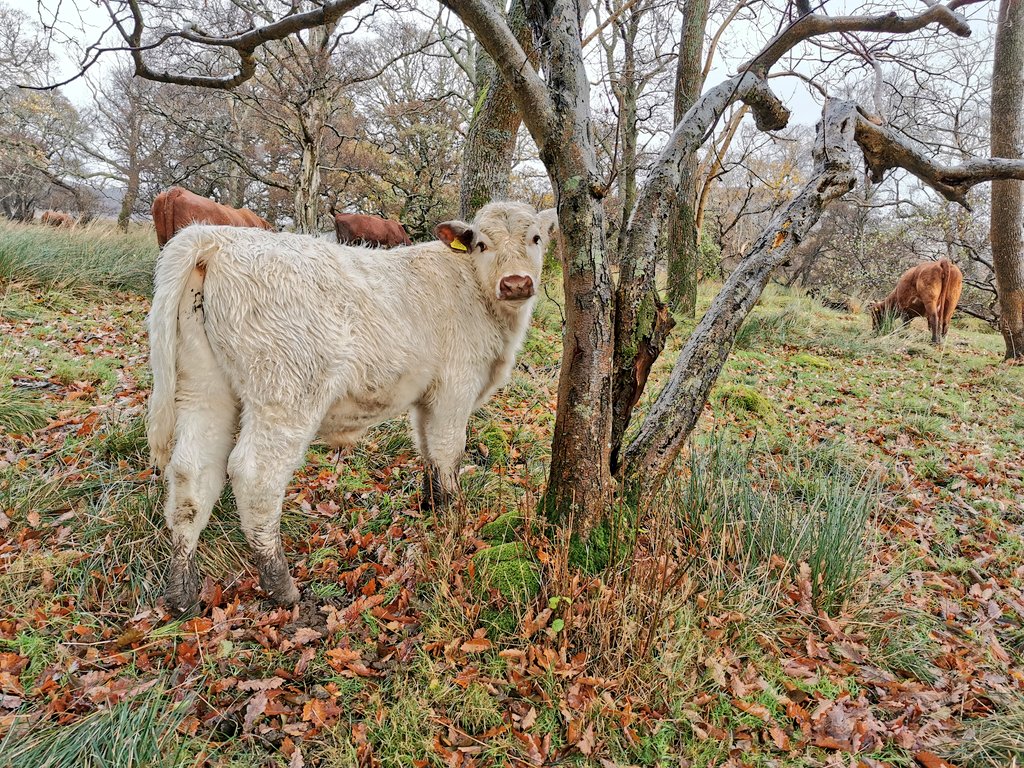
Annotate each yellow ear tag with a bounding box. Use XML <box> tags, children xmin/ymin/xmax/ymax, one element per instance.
<box><xmin>449</xmin><ymin>239</ymin><xmax>468</xmax><ymax>252</ymax></box>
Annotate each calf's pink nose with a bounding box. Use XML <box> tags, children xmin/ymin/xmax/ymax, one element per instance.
<box><xmin>499</xmin><ymin>275</ymin><xmax>534</xmax><ymax>300</ymax></box>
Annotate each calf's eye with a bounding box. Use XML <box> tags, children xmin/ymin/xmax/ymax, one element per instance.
<box><xmin>478</xmin><ymin>242</ymin><xmax>487</xmax><ymax>252</ymax></box>
<box><xmin>533</xmin><ymin>235</ymin><xmax>541</xmax><ymax>245</ymax></box>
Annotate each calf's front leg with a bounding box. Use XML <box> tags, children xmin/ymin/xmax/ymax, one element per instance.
<box><xmin>412</xmin><ymin>399</ymin><xmax>471</xmax><ymax>511</ymax></box>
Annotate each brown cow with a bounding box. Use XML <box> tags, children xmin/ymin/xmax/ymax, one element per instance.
<box><xmin>334</xmin><ymin>212</ymin><xmax>412</xmax><ymax>247</ymax></box>
<box><xmin>40</xmin><ymin>210</ymin><xmax>75</xmax><ymax>227</ymax></box>
<box><xmin>152</xmin><ymin>187</ymin><xmax>273</xmax><ymax>248</ymax></box>
<box><xmin>871</xmin><ymin>258</ymin><xmax>964</xmax><ymax>344</ymax></box>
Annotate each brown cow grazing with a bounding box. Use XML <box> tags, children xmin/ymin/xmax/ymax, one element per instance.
<box><xmin>40</xmin><ymin>210</ymin><xmax>75</xmax><ymax>227</ymax></box>
<box><xmin>152</xmin><ymin>187</ymin><xmax>273</xmax><ymax>248</ymax></box>
<box><xmin>871</xmin><ymin>258</ymin><xmax>964</xmax><ymax>344</ymax></box>
<box><xmin>334</xmin><ymin>212</ymin><xmax>412</xmax><ymax>247</ymax></box>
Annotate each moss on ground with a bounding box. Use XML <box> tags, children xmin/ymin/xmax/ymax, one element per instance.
<box><xmin>715</xmin><ymin>383</ymin><xmax>775</xmax><ymax>420</ymax></box>
<box><xmin>479</xmin><ymin>511</ymin><xmax>523</xmax><ymax>543</ymax></box>
<box><xmin>471</xmin><ymin>542</ymin><xmax>540</xmax><ymax>600</ymax></box>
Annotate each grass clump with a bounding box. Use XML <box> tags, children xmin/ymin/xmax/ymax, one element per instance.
<box><xmin>675</xmin><ymin>437</ymin><xmax>876</xmax><ymax>612</ymax></box>
<box><xmin>0</xmin><ymin>383</ymin><xmax>50</xmax><ymax>434</ymax></box>
<box><xmin>367</xmin><ymin>694</ymin><xmax>437</xmax><ymax>767</ymax></box>
<box><xmin>734</xmin><ymin>307</ymin><xmax>800</xmax><ymax>350</ymax></box>
<box><xmin>0</xmin><ymin>686</ymin><xmax>190</xmax><ymax>768</ymax></box>
<box><xmin>945</xmin><ymin>698</ymin><xmax>1024</xmax><ymax>768</ymax></box>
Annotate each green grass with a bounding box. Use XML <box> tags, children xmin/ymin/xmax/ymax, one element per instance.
<box><xmin>0</xmin><ymin>221</ymin><xmax>157</xmax><ymax>295</ymax></box>
<box><xmin>1</xmin><ymin>247</ymin><xmax>1022</xmax><ymax>767</ymax></box>
<box><xmin>0</xmin><ymin>685</ymin><xmax>191</xmax><ymax>768</ymax></box>
<box><xmin>0</xmin><ymin>381</ymin><xmax>51</xmax><ymax>433</ymax></box>
<box><xmin>670</xmin><ymin>436</ymin><xmax>876</xmax><ymax>612</ymax></box>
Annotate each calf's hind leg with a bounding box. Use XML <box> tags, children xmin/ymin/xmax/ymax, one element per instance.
<box><xmin>162</xmin><ymin>367</ymin><xmax>238</xmax><ymax>615</ymax></box>
<box><xmin>228</xmin><ymin>414</ymin><xmax>315</xmax><ymax>605</ymax></box>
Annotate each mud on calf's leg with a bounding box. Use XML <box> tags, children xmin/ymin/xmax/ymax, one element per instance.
<box><xmin>166</xmin><ymin>538</ymin><xmax>202</xmax><ymax>616</ymax></box>
<box><xmin>412</xmin><ymin>399</ymin><xmax>469</xmax><ymax>512</ymax></box>
<box><xmin>228</xmin><ymin>422</ymin><xmax>309</xmax><ymax>606</ymax></box>
<box><xmin>421</xmin><ymin>463</ymin><xmax>456</xmax><ymax>511</ymax></box>
<box><xmin>162</xmin><ymin>409</ymin><xmax>236</xmax><ymax>616</ymax></box>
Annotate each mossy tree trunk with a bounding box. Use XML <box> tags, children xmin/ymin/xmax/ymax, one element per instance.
<box><xmin>991</xmin><ymin>0</ymin><xmax>1024</xmax><ymax>359</ymax></box>
<box><xmin>665</xmin><ymin>0</ymin><xmax>710</xmax><ymax>317</ymax></box>
<box><xmin>459</xmin><ymin>0</ymin><xmax>532</xmax><ymax>218</ymax></box>
<box><xmin>532</xmin><ymin>0</ymin><xmax>617</xmax><ymax>526</ymax></box>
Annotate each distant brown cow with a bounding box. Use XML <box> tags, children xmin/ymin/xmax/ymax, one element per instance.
<box><xmin>152</xmin><ymin>187</ymin><xmax>273</xmax><ymax>248</ymax></box>
<box><xmin>40</xmin><ymin>210</ymin><xmax>75</xmax><ymax>228</ymax></box>
<box><xmin>334</xmin><ymin>212</ymin><xmax>412</xmax><ymax>247</ymax></box>
<box><xmin>871</xmin><ymin>258</ymin><xmax>964</xmax><ymax>344</ymax></box>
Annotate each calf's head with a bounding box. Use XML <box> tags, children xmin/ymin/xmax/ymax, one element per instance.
<box><xmin>435</xmin><ymin>202</ymin><xmax>558</xmax><ymax>306</ymax></box>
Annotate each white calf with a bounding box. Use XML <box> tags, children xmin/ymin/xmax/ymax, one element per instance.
<box><xmin>147</xmin><ymin>202</ymin><xmax>558</xmax><ymax>614</ymax></box>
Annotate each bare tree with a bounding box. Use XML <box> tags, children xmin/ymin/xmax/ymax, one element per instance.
<box><xmin>991</xmin><ymin>0</ymin><xmax>1024</xmax><ymax>358</ymax></box>
<box><xmin>79</xmin><ymin>63</ymin><xmax>165</xmax><ymax>230</ymax></box>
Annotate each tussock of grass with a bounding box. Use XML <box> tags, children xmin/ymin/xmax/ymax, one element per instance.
<box><xmin>0</xmin><ymin>685</ymin><xmax>190</xmax><ymax>768</ymax></box>
<box><xmin>0</xmin><ymin>384</ymin><xmax>50</xmax><ymax>434</ymax></box>
<box><xmin>734</xmin><ymin>306</ymin><xmax>800</xmax><ymax>350</ymax></box>
<box><xmin>946</xmin><ymin>698</ymin><xmax>1024</xmax><ymax>767</ymax></box>
<box><xmin>0</xmin><ymin>221</ymin><xmax>156</xmax><ymax>296</ymax></box>
<box><xmin>674</xmin><ymin>437</ymin><xmax>876</xmax><ymax>612</ymax></box>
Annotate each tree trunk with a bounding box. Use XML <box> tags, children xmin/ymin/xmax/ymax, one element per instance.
<box><xmin>613</xmin><ymin>13</ymin><xmax>640</xmax><ymax>264</ymax></box>
<box><xmin>117</xmin><ymin>165</ymin><xmax>140</xmax><ymax>232</ymax></box>
<box><xmin>665</xmin><ymin>0</ymin><xmax>711</xmax><ymax>316</ymax></box>
<box><xmin>117</xmin><ymin>107</ymin><xmax>141</xmax><ymax>231</ymax></box>
<box><xmin>540</xmin><ymin>0</ymin><xmax>615</xmax><ymax>527</ymax></box>
<box><xmin>294</xmin><ymin>146</ymin><xmax>320</xmax><ymax>233</ymax></box>
<box><xmin>459</xmin><ymin>0</ymin><xmax>531</xmax><ymax>218</ymax></box>
<box><xmin>991</xmin><ymin>0</ymin><xmax>1024</xmax><ymax>359</ymax></box>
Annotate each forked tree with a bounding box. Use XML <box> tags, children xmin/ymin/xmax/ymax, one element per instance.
<box><xmin>41</xmin><ymin>0</ymin><xmax>1024</xmax><ymax>542</ymax></box>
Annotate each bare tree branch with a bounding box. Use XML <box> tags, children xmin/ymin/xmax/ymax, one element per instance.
<box><xmin>118</xmin><ymin>0</ymin><xmax>370</xmax><ymax>89</ymax></box>
<box><xmin>747</xmin><ymin>1</ymin><xmax>976</xmax><ymax>76</ymax></box>
<box><xmin>854</xmin><ymin>110</ymin><xmax>1024</xmax><ymax>209</ymax></box>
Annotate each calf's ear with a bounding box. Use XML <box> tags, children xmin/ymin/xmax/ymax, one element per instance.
<box><xmin>537</xmin><ymin>208</ymin><xmax>559</xmax><ymax>243</ymax></box>
<box><xmin>435</xmin><ymin>220</ymin><xmax>477</xmax><ymax>253</ymax></box>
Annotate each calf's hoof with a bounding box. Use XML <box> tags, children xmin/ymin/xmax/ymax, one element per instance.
<box><xmin>165</xmin><ymin>556</ymin><xmax>202</xmax><ymax>617</ymax></box>
<box><xmin>257</xmin><ymin>561</ymin><xmax>301</xmax><ymax>606</ymax></box>
<box><xmin>420</xmin><ymin>470</ymin><xmax>453</xmax><ymax>512</ymax></box>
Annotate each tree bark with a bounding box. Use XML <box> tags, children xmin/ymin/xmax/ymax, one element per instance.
<box><xmin>991</xmin><ymin>0</ymin><xmax>1024</xmax><ymax>358</ymax></box>
<box><xmin>116</xmin><ymin>106</ymin><xmax>141</xmax><ymax>232</ymax></box>
<box><xmin>623</xmin><ymin>102</ymin><xmax>860</xmax><ymax>499</ymax></box>
<box><xmin>666</xmin><ymin>0</ymin><xmax>711</xmax><ymax>316</ymax></box>
<box><xmin>459</xmin><ymin>0</ymin><xmax>531</xmax><ymax>218</ymax></box>
<box><xmin>535</xmin><ymin>0</ymin><xmax>615</xmax><ymax>526</ymax></box>
<box><xmin>612</xmin><ymin>11</ymin><xmax>640</xmax><ymax>265</ymax></box>
<box><xmin>294</xmin><ymin>137</ymin><xmax>322</xmax><ymax>233</ymax></box>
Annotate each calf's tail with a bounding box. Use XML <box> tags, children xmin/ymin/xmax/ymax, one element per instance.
<box><xmin>146</xmin><ymin>228</ymin><xmax>213</xmax><ymax>469</ymax></box>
